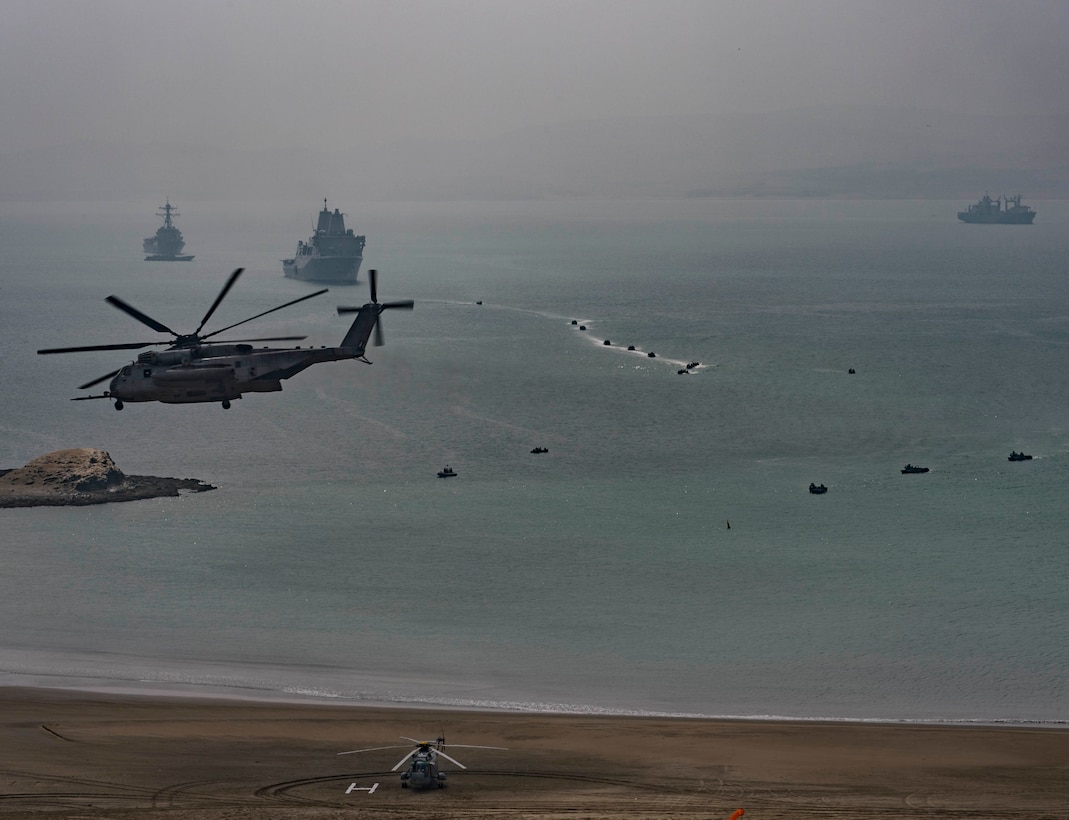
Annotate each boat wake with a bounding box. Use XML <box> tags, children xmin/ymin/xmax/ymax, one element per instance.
<box><xmin>422</xmin><ymin>299</ymin><xmax>711</xmax><ymax>373</ymax></box>
<box><xmin>572</xmin><ymin>322</ymin><xmax>707</xmax><ymax>372</ymax></box>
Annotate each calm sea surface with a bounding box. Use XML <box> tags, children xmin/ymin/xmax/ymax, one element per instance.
<box><xmin>1</xmin><ymin>198</ymin><xmax>1067</xmax><ymax>724</ymax></box>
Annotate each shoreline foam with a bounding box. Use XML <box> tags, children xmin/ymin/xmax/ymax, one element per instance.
<box><xmin>4</xmin><ymin>677</ymin><xmax>1065</xmax><ymax>730</ymax></box>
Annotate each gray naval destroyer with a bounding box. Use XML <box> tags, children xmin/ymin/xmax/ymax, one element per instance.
<box><xmin>283</xmin><ymin>199</ymin><xmax>366</xmax><ymax>284</ymax></box>
<box><xmin>143</xmin><ymin>200</ymin><xmax>194</xmax><ymax>260</ymax></box>
<box><xmin>957</xmin><ymin>193</ymin><xmax>1036</xmax><ymax>224</ymax></box>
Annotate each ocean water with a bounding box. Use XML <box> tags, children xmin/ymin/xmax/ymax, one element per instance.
<box><xmin>1</xmin><ymin>197</ymin><xmax>1067</xmax><ymax>724</ymax></box>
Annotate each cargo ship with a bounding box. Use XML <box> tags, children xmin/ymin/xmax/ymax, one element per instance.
<box><xmin>282</xmin><ymin>200</ymin><xmax>365</xmax><ymax>284</ymax></box>
<box><xmin>143</xmin><ymin>200</ymin><xmax>194</xmax><ymax>260</ymax></box>
<box><xmin>957</xmin><ymin>193</ymin><xmax>1036</xmax><ymax>224</ymax></box>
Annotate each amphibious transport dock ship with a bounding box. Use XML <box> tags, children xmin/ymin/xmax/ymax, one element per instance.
<box><xmin>958</xmin><ymin>193</ymin><xmax>1036</xmax><ymax>224</ymax></box>
<box><xmin>282</xmin><ymin>199</ymin><xmax>366</xmax><ymax>284</ymax></box>
<box><xmin>143</xmin><ymin>200</ymin><xmax>194</xmax><ymax>260</ymax></box>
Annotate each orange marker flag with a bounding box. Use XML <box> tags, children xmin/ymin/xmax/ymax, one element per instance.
<box><xmin>728</xmin><ymin>810</ymin><xmax>745</xmax><ymax>820</ymax></box>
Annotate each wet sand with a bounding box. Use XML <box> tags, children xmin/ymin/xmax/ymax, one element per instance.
<box><xmin>0</xmin><ymin>686</ymin><xmax>1066</xmax><ymax>818</ymax></box>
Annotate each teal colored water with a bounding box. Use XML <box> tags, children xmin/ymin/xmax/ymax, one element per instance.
<box><xmin>1</xmin><ymin>198</ymin><xmax>1067</xmax><ymax>723</ymax></box>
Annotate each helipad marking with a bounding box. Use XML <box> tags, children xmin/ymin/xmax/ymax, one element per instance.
<box><xmin>346</xmin><ymin>782</ymin><xmax>379</xmax><ymax>794</ymax></box>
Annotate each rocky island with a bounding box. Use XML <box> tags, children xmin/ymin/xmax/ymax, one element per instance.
<box><xmin>0</xmin><ymin>448</ymin><xmax>214</xmax><ymax>508</ymax></box>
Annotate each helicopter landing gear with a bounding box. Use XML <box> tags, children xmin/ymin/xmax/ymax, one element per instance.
<box><xmin>114</xmin><ymin>399</ymin><xmax>124</xmax><ymax>411</ymax></box>
<box><xmin>222</xmin><ymin>399</ymin><xmax>231</xmax><ymax>409</ymax></box>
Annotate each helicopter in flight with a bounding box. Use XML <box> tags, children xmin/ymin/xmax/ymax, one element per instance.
<box><xmin>338</xmin><ymin>735</ymin><xmax>507</xmax><ymax>789</ymax></box>
<box><xmin>37</xmin><ymin>268</ymin><xmax>413</xmax><ymax>410</ymax></box>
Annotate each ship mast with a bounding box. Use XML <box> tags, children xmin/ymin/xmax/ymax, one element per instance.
<box><xmin>157</xmin><ymin>199</ymin><xmax>179</xmax><ymax>229</ymax></box>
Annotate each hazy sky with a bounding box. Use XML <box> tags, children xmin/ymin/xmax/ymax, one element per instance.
<box><xmin>3</xmin><ymin>0</ymin><xmax>1067</xmax><ymax>155</ymax></box>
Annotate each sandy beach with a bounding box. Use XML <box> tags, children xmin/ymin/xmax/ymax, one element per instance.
<box><xmin>0</xmin><ymin>687</ymin><xmax>1065</xmax><ymax>818</ymax></box>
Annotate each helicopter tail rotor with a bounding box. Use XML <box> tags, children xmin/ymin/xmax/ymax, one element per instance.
<box><xmin>337</xmin><ymin>269</ymin><xmax>414</xmax><ymax>353</ymax></box>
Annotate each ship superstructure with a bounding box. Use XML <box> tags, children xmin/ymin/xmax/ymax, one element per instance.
<box><xmin>958</xmin><ymin>193</ymin><xmax>1036</xmax><ymax>224</ymax></box>
<box><xmin>282</xmin><ymin>199</ymin><xmax>365</xmax><ymax>284</ymax></box>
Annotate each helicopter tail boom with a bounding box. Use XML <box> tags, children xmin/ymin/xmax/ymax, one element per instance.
<box><xmin>339</xmin><ymin>304</ymin><xmax>380</xmax><ymax>355</ymax></box>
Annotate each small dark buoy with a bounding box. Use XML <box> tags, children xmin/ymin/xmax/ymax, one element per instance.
<box><xmin>603</xmin><ymin>339</ymin><xmax>611</xmax><ymax>345</ymax></box>
<box><xmin>848</xmin><ymin>368</ymin><xmax>855</xmax><ymax>374</ymax></box>
<box><xmin>627</xmin><ymin>345</ymin><xmax>636</xmax><ymax>351</ymax></box>
<box><xmin>647</xmin><ymin>351</ymin><xmax>656</xmax><ymax>358</ymax></box>
<box><xmin>571</xmin><ymin>320</ymin><xmax>578</xmax><ymax>325</ymax></box>
<box><xmin>476</xmin><ymin>300</ymin><xmax>482</xmax><ymax>305</ymax></box>
<box><xmin>579</xmin><ymin>325</ymin><xmax>586</xmax><ymax>330</ymax></box>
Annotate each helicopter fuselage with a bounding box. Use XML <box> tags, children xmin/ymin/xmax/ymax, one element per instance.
<box><xmin>106</xmin><ymin>343</ymin><xmax>363</xmax><ymax>406</ymax></box>
<box><xmin>400</xmin><ymin>751</ymin><xmax>447</xmax><ymax>789</ymax></box>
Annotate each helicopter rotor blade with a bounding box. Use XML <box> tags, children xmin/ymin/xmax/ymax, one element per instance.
<box><xmin>201</xmin><ymin>288</ymin><xmax>329</xmax><ymax>340</ymax></box>
<box><xmin>335</xmin><ymin>301</ymin><xmax>413</xmax><ymax>315</ymax></box>
<box><xmin>392</xmin><ymin>749</ymin><xmax>418</xmax><ymax>771</ymax></box>
<box><xmin>369</xmin><ymin>268</ymin><xmax>378</xmax><ymax>304</ymax></box>
<box><xmin>434</xmin><ymin>749</ymin><xmax>466</xmax><ymax>769</ymax></box>
<box><xmin>194</xmin><ymin>267</ymin><xmax>243</xmax><ymax>336</ymax></box>
<box><xmin>181</xmin><ymin>336</ymin><xmax>308</xmax><ymax>346</ymax></box>
<box><xmin>38</xmin><ymin>341</ymin><xmax>158</xmax><ymax>355</ymax></box>
<box><xmin>444</xmin><ymin>744</ymin><xmax>509</xmax><ymax>750</ymax></box>
<box><xmin>106</xmin><ymin>295</ymin><xmax>178</xmax><ymax>336</ymax></box>
<box><xmin>337</xmin><ymin>744</ymin><xmax>408</xmax><ymax>756</ymax></box>
<box><xmin>78</xmin><ymin>369</ymin><xmax>121</xmax><ymax>390</ymax></box>
<box><xmin>374</xmin><ymin>317</ymin><xmax>385</xmax><ymax>347</ymax></box>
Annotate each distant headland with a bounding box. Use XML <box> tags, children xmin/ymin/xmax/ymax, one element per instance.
<box><xmin>0</xmin><ymin>448</ymin><xmax>214</xmax><ymax>508</ymax></box>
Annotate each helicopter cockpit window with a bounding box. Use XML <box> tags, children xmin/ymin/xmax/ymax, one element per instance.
<box><xmin>120</xmin><ymin>366</ymin><xmax>131</xmax><ymax>377</ymax></box>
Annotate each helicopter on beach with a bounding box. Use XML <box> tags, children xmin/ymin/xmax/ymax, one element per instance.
<box><xmin>37</xmin><ymin>268</ymin><xmax>413</xmax><ymax>410</ymax></box>
<box><xmin>338</xmin><ymin>735</ymin><xmax>507</xmax><ymax>789</ymax></box>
